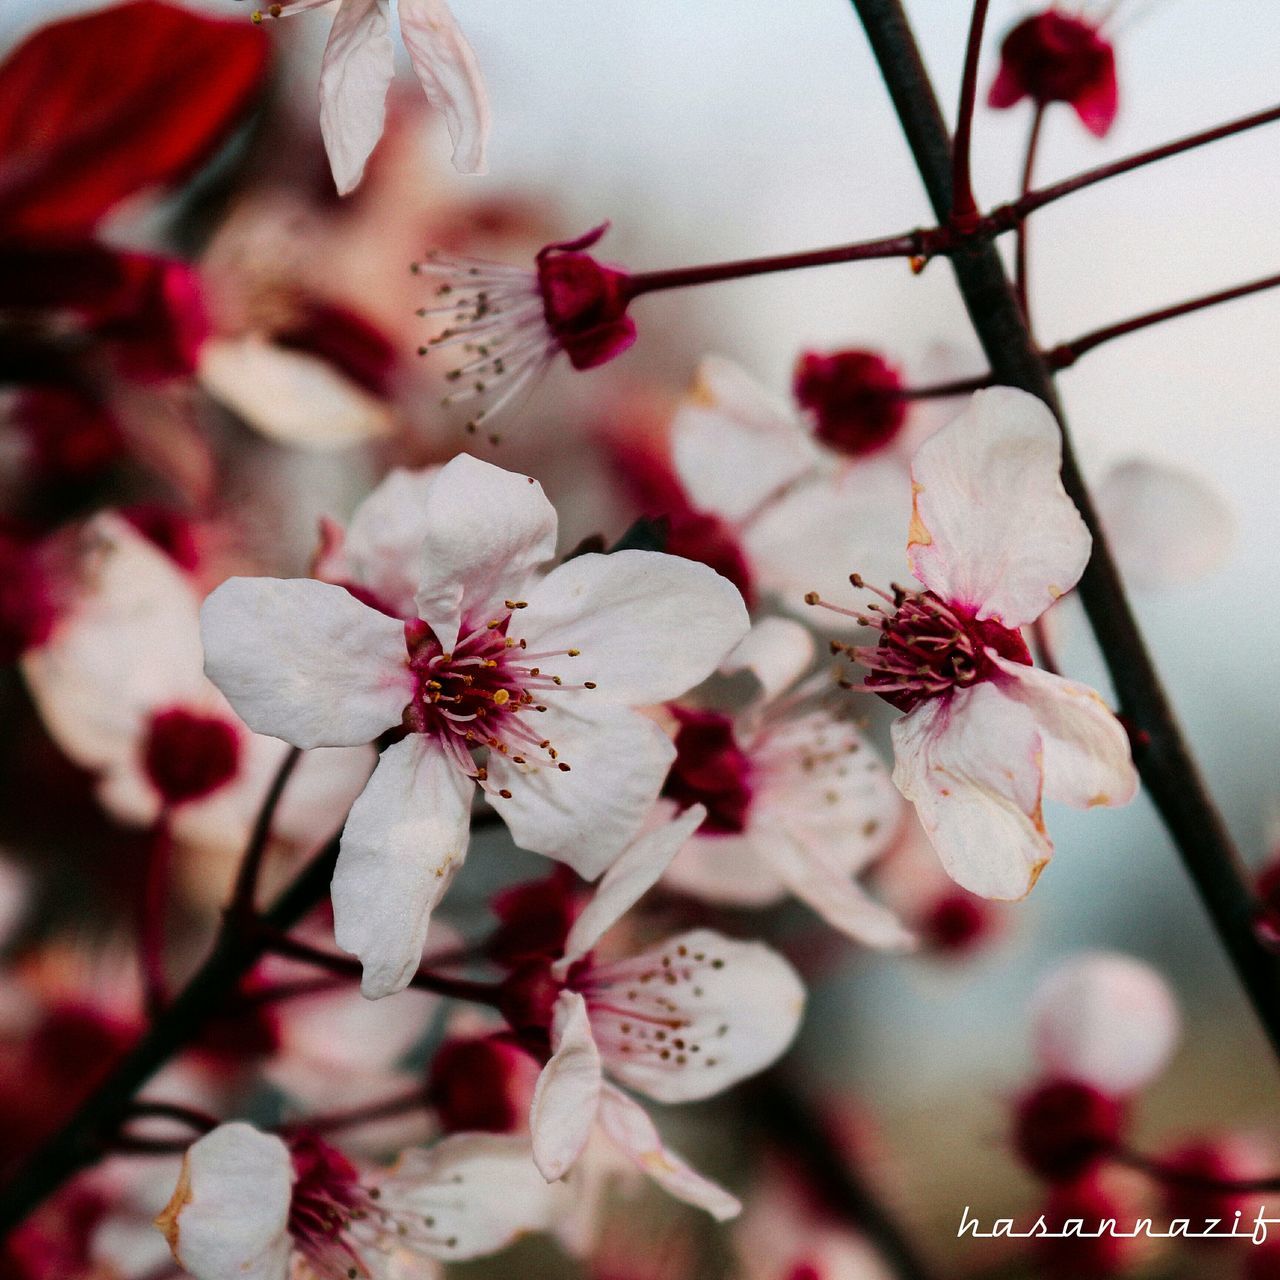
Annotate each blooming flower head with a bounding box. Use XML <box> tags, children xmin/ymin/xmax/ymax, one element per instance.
<box><xmin>1014</xmin><ymin>952</ymin><xmax>1180</xmax><ymax>1182</ymax></box>
<box><xmin>20</xmin><ymin>515</ymin><xmax>370</xmax><ymax>856</ymax></box>
<box><xmin>660</xmin><ymin>618</ymin><xmax>913</xmax><ymax>950</ymax></box>
<box><xmin>201</xmin><ymin>454</ymin><xmax>749</xmax><ymax>997</ymax></box>
<box><xmin>155</xmin><ymin>1122</ymin><xmax>560</xmax><ymax>1279</ymax></box>
<box><xmin>988</xmin><ymin>8</ymin><xmax>1118</xmax><ymax>137</ymax></box>
<box><xmin>253</xmin><ymin>0</ymin><xmax>488</xmax><ymax>193</ymax></box>
<box><xmin>814</xmin><ymin>388</ymin><xmax>1138</xmax><ymax>899</ymax></box>
<box><xmin>791</xmin><ymin>348</ymin><xmax>908</xmax><ymax>459</ymax></box>
<box><xmin>492</xmin><ymin>808</ymin><xmax>804</xmax><ymax>1217</ymax></box>
<box><xmin>414</xmin><ymin>224</ymin><xmax>637</xmax><ymax>440</ymax></box>
<box><xmin>666</xmin><ymin>356</ymin><xmax>909</xmax><ymax>629</ymax></box>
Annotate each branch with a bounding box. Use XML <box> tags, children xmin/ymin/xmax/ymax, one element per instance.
<box><xmin>848</xmin><ymin>0</ymin><xmax>1280</xmax><ymax>1061</ymax></box>
<box><xmin>0</xmin><ymin>836</ymin><xmax>339</xmax><ymax>1239</ymax></box>
<box><xmin>949</xmin><ymin>0</ymin><xmax>991</xmax><ymax>228</ymax></box>
<box><xmin>228</xmin><ymin>747</ymin><xmax>303</xmax><ymax>921</ymax></box>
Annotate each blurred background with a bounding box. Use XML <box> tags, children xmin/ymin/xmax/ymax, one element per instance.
<box><xmin>2</xmin><ymin>1</ymin><xmax>1279</xmax><ymax>1276</ymax></box>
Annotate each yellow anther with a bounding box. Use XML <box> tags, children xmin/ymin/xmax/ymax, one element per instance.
<box><xmin>492</xmin><ymin>689</ymin><xmax>510</xmax><ymax>706</ymax></box>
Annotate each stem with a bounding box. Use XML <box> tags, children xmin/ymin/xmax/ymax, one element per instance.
<box><xmin>1001</xmin><ymin>99</ymin><xmax>1280</xmax><ymax>225</ymax></box>
<box><xmin>950</xmin><ymin>0</ymin><xmax>991</xmax><ymax>229</ymax></box>
<box><xmin>849</xmin><ymin>0</ymin><xmax>1280</xmax><ymax>1061</ymax></box>
<box><xmin>280</xmin><ymin>1084</ymin><xmax>428</xmax><ymax>1138</ymax></box>
<box><xmin>0</xmin><ymin>835</ymin><xmax>340</xmax><ymax>1240</ymax></box>
<box><xmin>624</xmin><ymin>228</ymin><xmax>943</xmax><ymax>299</ymax></box>
<box><xmin>752</xmin><ymin>1076</ymin><xmax>937</xmax><ymax>1280</ymax></box>
<box><xmin>140</xmin><ymin>816</ymin><xmax>174</xmax><ymax>1016</ymax></box>
<box><xmin>898</xmin><ymin>372</ymin><xmax>994</xmax><ymax>400</ymax></box>
<box><xmin>124</xmin><ymin>1101</ymin><xmax>220</xmax><ymax>1133</ymax></box>
<box><xmin>259</xmin><ymin>929</ymin><xmax>505</xmax><ymax>1006</ymax></box>
<box><xmin>1013</xmin><ymin>104</ymin><xmax>1045</xmax><ymax>326</ymax></box>
<box><xmin>228</xmin><ymin>746</ymin><xmax>303</xmax><ymax>920</ymax></box>
<box><xmin>1046</xmin><ymin>269</ymin><xmax>1280</xmax><ymax>369</ymax></box>
<box><xmin>1115</xmin><ymin>1147</ymin><xmax>1280</xmax><ymax>1194</ymax></box>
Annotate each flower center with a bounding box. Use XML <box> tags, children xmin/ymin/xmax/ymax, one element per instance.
<box><xmin>814</xmin><ymin>576</ymin><xmax>1031</xmax><ymax>713</ymax></box>
<box><xmin>402</xmin><ymin>610</ymin><xmax>592</xmax><ymax>797</ymax></box>
<box><xmin>142</xmin><ymin>707</ymin><xmax>242</xmax><ymax>806</ymax></box>
<box><xmin>286</xmin><ymin>1135</ymin><xmax>377</xmax><ymax>1278</ymax></box>
<box><xmin>792</xmin><ymin>348</ymin><xmax>907</xmax><ymax>458</ymax></box>
<box><xmin>662</xmin><ymin>707</ymin><xmax>754</xmax><ymax>835</ymax></box>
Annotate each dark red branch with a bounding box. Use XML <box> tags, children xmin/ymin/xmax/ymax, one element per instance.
<box><xmin>1013</xmin><ymin>104</ymin><xmax>1045</xmax><ymax>324</ymax></box>
<box><xmin>140</xmin><ymin>816</ymin><xmax>174</xmax><ymax>1016</ymax></box>
<box><xmin>950</xmin><ymin>0</ymin><xmax>991</xmax><ymax>228</ymax></box>
<box><xmin>228</xmin><ymin>746</ymin><xmax>303</xmax><ymax>921</ymax></box>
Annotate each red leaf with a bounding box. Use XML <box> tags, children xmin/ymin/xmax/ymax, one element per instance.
<box><xmin>0</xmin><ymin>1</ymin><xmax>270</xmax><ymax>237</ymax></box>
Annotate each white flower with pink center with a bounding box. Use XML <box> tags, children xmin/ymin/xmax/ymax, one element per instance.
<box><xmin>660</xmin><ymin>618</ymin><xmax>913</xmax><ymax>950</ymax></box>
<box><xmin>155</xmin><ymin>1123</ymin><xmax>560</xmax><ymax>1279</ymax></box>
<box><xmin>257</xmin><ymin>0</ymin><xmax>488</xmax><ymax>194</ymax></box>
<box><xmin>19</xmin><ymin>515</ymin><xmax>371</xmax><ymax>858</ymax></box>
<box><xmin>812</xmin><ymin>388</ymin><xmax>1138</xmax><ymax>900</ymax></box>
<box><xmin>200</xmin><ymin>454</ymin><xmax>750</xmax><ymax>998</ymax></box>
<box><xmin>497</xmin><ymin>809</ymin><xmax>804</xmax><ymax>1217</ymax></box>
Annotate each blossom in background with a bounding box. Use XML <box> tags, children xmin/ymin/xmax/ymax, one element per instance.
<box><xmin>988</xmin><ymin>8</ymin><xmax>1119</xmax><ymax>137</ymax></box>
<box><xmin>415</xmin><ymin>224</ymin><xmax>638</xmax><ymax>439</ymax></box>
<box><xmin>20</xmin><ymin>514</ymin><xmax>371</xmax><ymax>860</ymax></box>
<box><xmin>503</xmin><ymin>807</ymin><xmax>804</xmax><ymax>1216</ymax></box>
<box><xmin>258</xmin><ymin>0</ymin><xmax>488</xmax><ymax>193</ymax></box>
<box><xmin>155</xmin><ymin>1122</ymin><xmax>560</xmax><ymax>1279</ymax></box>
<box><xmin>1013</xmin><ymin>952</ymin><xmax>1180</xmax><ymax>1182</ymax></box>
<box><xmin>818</xmin><ymin>387</ymin><xmax>1137</xmax><ymax>899</ymax></box>
<box><xmin>201</xmin><ymin>454</ymin><xmax>749</xmax><ymax>997</ymax></box>
<box><xmin>660</xmin><ymin>617</ymin><xmax>913</xmax><ymax>950</ymax></box>
<box><xmin>666</xmin><ymin>355</ymin><xmax>909</xmax><ymax>627</ymax></box>
<box><xmin>791</xmin><ymin>347</ymin><xmax>909</xmax><ymax>459</ymax></box>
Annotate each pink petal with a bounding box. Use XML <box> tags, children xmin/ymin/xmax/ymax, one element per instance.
<box><xmin>530</xmin><ymin>991</ymin><xmax>602</xmax><ymax>1182</ymax></box>
<box><xmin>907</xmin><ymin>388</ymin><xmax>1090</xmax><ymax>628</ymax></box>
<box><xmin>398</xmin><ymin>0</ymin><xmax>490</xmax><ymax>174</ymax></box>
<box><xmin>318</xmin><ymin>0</ymin><xmax>395</xmax><ymax>195</ymax></box>
<box><xmin>1031</xmin><ymin>952</ymin><xmax>1180</xmax><ymax>1093</ymax></box>
<box><xmin>891</xmin><ymin>682</ymin><xmax>1051</xmax><ymax>900</ymax></box>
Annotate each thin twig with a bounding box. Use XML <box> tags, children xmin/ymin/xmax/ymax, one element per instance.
<box><xmin>1013</xmin><ymin>104</ymin><xmax>1045</xmax><ymax>327</ymax></box>
<box><xmin>950</xmin><ymin>0</ymin><xmax>991</xmax><ymax>228</ymax></box>
<box><xmin>140</xmin><ymin>816</ymin><xmax>174</xmax><ymax>1017</ymax></box>
<box><xmin>228</xmin><ymin>746</ymin><xmax>303</xmax><ymax>921</ymax></box>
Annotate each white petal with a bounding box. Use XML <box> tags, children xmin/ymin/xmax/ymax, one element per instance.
<box><xmin>398</xmin><ymin>0</ymin><xmax>491</xmax><ymax>174</ymax></box>
<box><xmin>590</xmin><ymin>928</ymin><xmax>804</xmax><ymax>1103</ymax></box>
<box><xmin>743</xmin><ymin>459</ymin><xmax>908</xmax><ymax>629</ymax></box>
<box><xmin>992</xmin><ymin>659</ymin><xmax>1137</xmax><ymax>810</ymax></box>
<box><xmin>319</xmin><ymin>0</ymin><xmax>395</xmax><ymax>195</ymax></box>
<box><xmin>201</xmin><ymin>577</ymin><xmax>411</xmax><ymax>750</ymax></box>
<box><xmin>380</xmin><ymin>1134</ymin><xmax>561</xmax><ymax>1259</ymax></box>
<box><xmin>22</xmin><ymin>514</ymin><xmax>204</xmax><ymax>769</ymax></box>
<box><xmin>154</xmin><ymin>1123</ymin><xmax>292</xmax><ymax>1280</ymax></box>
<box><xmin>1095</xmin><ymin>458</ymin><xmax>1234</xmax><ymax>589</ymax></box>
<box><xmin>663</xmin><ymin>829</ymin><xmax>788</xmax><ymax>907</ymax></box>
<box><xmin>766</xmin><ymin>831</ymin><xmax>915</xmax><ymax>951</ymax></box>
<box><xmin>596</xmin><ymin>1084</ymin><xmax>741</xmax><ymax>1221</ymax></box>
<box><xmin>198</xmin><ymin>336</ymin><xmax>392</xmax><ymax>449</ymax></box>
<box><xmin>324</xmin><ymin>466</ymin><xmax>443</xmax><ymax>616</ymax></box>
<box><xmin>907</xmin><ymin>387</ymin><xmax>1090</xmax><ymax>627</ymax></box>
<box><xmin>670</xmin><ymin>355</ymin><xmax>819</xmax><ymax>522</ymax></box>
<box><xmin>530</xmin><ymin>991</ymin><xmax>603</xmax><ymax>1182</ymax></box>
<box><xmin>558</xmin><ymin>805</ymin><xmax>708</xmax><ymax>968</ymax></box>
<box><xmin>331</xmin><ymin>736</ymin><xmax>473</xmax><ymax>997</ymax></box>
<box><xmin>720</xmin><ymin>617</ymin><xmax>815</xmax><ymax>703</ymax></box>
<box><xmin>891</xmin><ymin>684</ymin><xmax>1051</xmax><ymax>900</ymax></box>
<box><xmin>488</xmin><ymin>700</ymin><xmax>675</xmax><ymax>880</ymax></box>
<box><xmin>1030</xmin><ymin>951</ymin><xmax>1181</xmax><ymax>1094</ymax></box>
<box><xmin>516</xmin><ymin>550</ymin><xmax>749</xmax><ymax>705</ymax></box>
<box><xmin>412</xmin><ymin>454</ymin><xmax>557</xmax><ymax>654</ymax></box>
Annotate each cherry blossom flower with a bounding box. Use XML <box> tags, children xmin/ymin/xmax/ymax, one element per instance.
<box><xmin>414</xmin><ymin>224</ymin><xmax>638</xmax><ymax>438</ymax></box>
<box><xmin>496</xmin><ymin>807</ymin><xmax>805</xmax><ymax>1216</ymax></box>
<box><xmin>201</xmin><ymin>454</ymin><xmax>749</xmax><ymax>997</ymax></box>
<box><xmin>20</xmin><ymin>514</ymin><xmax>371</xmax><ymax>860</ymax></box>
<box><xmin>1014</xmin><ymin>952</ymin><xmax>1180</xmax><ymax>1183</ymax></box>
<box><xmin>257</xmin><ymin>0</ymin><xmax>488</xmax><ymax>193</ymax></box>
<box><xmin>155</xmin><ymin>1122</ymin><xmax>560</xmax><ymax>1279</ymax></box>
<box><xmin>791</xmin><ymin>348</ymin><xmax>909</xmax><ymax>459</ymax></box>
<box><xmin>666</xmin><ymin>355</ymin><xmax>910</xmax><ymax>629</ymax></box>
<box><xmin>988</xmin><ymin>8</ymin><xmax>1118</xmax><ymax>138</ymax></box>
<box><xmin>815</xmin><ymin>388</ymin><xmax>1138</xmax><ymax>899</ymax></box>
<box><xmin>660</xmin><ymin>617</ymin><xmax>913</xmax><ymax>950</ymax></box>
